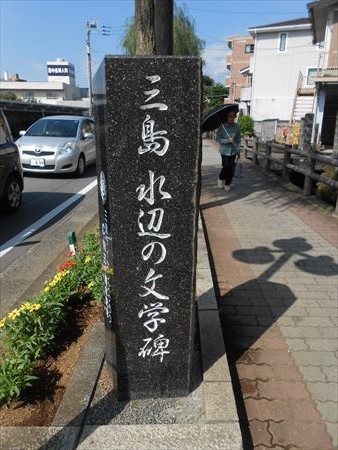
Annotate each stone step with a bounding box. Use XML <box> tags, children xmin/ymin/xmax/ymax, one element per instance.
<box><xmin>77</xmin><ymin>423</ymin><xmax>243</xmax><ymax>449</ymax></box>
<box><xmin>0</xmin><ymin>426</ymin><xmax>79</xmax><ymax>450</ymax></box>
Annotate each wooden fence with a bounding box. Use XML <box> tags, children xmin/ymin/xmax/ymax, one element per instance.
<box><xmin>243</xmin><ymin>137</ymin><xmax>338</xmax><ymax>213</ymax></box>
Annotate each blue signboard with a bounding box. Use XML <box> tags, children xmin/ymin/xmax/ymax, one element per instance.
<box><xmin>47</xmin><ymin>65</ymin><xmax>75</xmax><ymax>77</ymax></box>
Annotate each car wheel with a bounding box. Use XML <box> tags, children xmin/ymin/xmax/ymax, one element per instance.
<box><xmin>75</xmin><ymin>155</ymin><xmax>85</xmax><ymax>177</ymax></box>
<box><xmin>3</xmin><ymin>175</ymin><xmax>22</xmax><ymax>213</ymax></box>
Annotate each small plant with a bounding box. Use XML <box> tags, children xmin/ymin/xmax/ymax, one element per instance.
<box><xmin>0</xmin><ymin>229</ymin><xmax>107</xmax><ymax>404</ymax></box>
<box><xmin>238</xmin><ymin>115</ymin><xmax>254</xmax><ymax>137</ymax></box>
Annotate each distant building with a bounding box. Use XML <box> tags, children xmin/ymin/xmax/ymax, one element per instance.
<box><xmin>0</xmin><ymin>58</ymin><xmax>89</xmax><ymax>108</ymax></box>
<box><xmin>225</xmin><ymin>36</ymin><xmax>254</xmax><ymax>105</ymax></box>
<box><xmin>246</xmin><ymin>18</ymin><xmax>321</xmax><ymax>122</ymax></box>
<box><xmin>308</xmin><ymin>0</ymin><xmax>338</xmax><ymax>148</ymax></box>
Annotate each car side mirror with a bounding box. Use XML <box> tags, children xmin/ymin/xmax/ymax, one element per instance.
<box><xmin>19</xmin><ymin>130</ymin><xmax>26</xmax><ymax>136</ymax></box>
<box><xmin>83</xmin><ymin>132</ymin><xmax>94</xmax><ymax>139</ymax></box>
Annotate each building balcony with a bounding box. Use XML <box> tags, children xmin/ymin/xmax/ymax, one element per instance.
<box><xmin>314</xmin><ymin>51</ymin><xmax>338</xmax><ymax>83</ymax></box>
<box><xmin>314</xmin><ymin>67</ymin><xmax>338</xmax><ymax>83</ymax></box>
<box><xmin>240</xmin><ymin>86</ymin><xmax>251</xmax><ymax>102</ymax></box>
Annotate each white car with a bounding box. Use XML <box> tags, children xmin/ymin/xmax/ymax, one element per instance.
<box><xmin>16</xmin><ymin>115</ymin><xmax>96</xmax><ymax>176</ymax></box>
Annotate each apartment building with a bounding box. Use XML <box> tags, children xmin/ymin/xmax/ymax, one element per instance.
<box><xmin>225</xmin><ymin>36</ymin><xmax>254</xmax><ymax>104</ymax></box>
<box><xmin>246</xmin><ymin>18</ymin><xmax>320</xmax><ymax>122</ymax></box>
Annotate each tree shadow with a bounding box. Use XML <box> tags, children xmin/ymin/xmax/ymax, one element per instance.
<box><xmin>233</xmin><ymin>237</ymin><xmax>338</xmax><ymax>280</ymax></box>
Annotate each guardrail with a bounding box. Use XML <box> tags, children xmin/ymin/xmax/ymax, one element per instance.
<box><xmin>243</xmin><ymin>137</ymin><xmax>338</xmax><ymax>213</ymax></box>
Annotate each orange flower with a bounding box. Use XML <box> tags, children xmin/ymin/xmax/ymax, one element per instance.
<box><xmin>59</xmin><ymin>260</ymin><xmax>75</xmax><ymax>273</ymax></box>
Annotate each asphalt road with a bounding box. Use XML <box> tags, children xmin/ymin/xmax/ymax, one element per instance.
<box><xmin>0</xmin><ymin>165</ymin><xmax>97</xmax><ymax>246</ymax></box>
<box><xmin>0</xmin><ymin>166</ymin><xmax>99</xmax><ymax>315</ymax></box>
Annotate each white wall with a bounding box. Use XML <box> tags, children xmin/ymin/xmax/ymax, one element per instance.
<box><xmin>250</xmin><ymin>28</ymin><xmax>321</xmax><ymax>121</ymax></box>
<box><xmin>0</xmin><ymin>81</ymin><xmax>82</xmax><ymax>103</ymax></box>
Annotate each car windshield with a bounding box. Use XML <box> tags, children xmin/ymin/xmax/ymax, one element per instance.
<box><xmin>25</xmin><ymin>119</ymin><xmax>79</xmax><ymax>138</ymax></box>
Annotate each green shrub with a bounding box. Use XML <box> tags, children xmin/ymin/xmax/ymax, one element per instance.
<box><xmin>238</xmin><ymin>115</ymin><xmax>254</xmax><ymax>136</ymax></box>
<box><xmin>0</xmin><ymin>229</ymin><xmax>107</xmax><ymax>404</ymax></box>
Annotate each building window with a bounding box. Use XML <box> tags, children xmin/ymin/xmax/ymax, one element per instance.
<box><xmin>22</xmin><ymin>91</ymin><xmax>34</xmax><ymax>99</ymax></box>
<box><xmin>46</xmin><ymin>91</ymin><xmax>59</xmax><ymax>99</ymax></box>
<box><xmin>278</xmin><ymin>33</ymin><xmax>287</xmax><ymax>52</ymax></box>
<box><xmin>245</xmin><ymin>44</ymin><xmax>254</xmax><ymax>53</ymax></box>
<box><xmin>307</xmin><ymin>68</ymin><xmax>318</xmax><ymax>86</ymax></box>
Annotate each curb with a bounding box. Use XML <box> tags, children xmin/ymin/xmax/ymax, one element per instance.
<box><xmin>52</xmin><ymin>323</ymin><xmax>105</xmax><ymax>428</ymax></box>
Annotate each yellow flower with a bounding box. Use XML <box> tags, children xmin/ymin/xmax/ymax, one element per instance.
<box><xmin>85</xmin><ymin>256</ymin><xmax>92</xmax><ymax>264</ymax></box>
<box><xmin>88</xmin><ymin>281</ymin><xmax>94</xmax><ymax>289</ymax></box>
<box><xmin>8</xmin><ymin>309</ymin><xmax>20</xmax><ymax>320</ymax></box>
<box><xmin>45</xmin><ymin>270</ymin><xmax>70</xmax><ymax>291</ymax></box>
<box><xmin>0</xmin><ymin>318</ymin><xmax>6</xmax><ymax>328</ymax></box>
<box><xmin>30</xmin><ymin>303</ymin><xmax>41</xmax><ymax>311</ymax></box>
<box><xmin>21</xmin><ymin>303</ymin><xmax>41</xmax><ymax>312</ymax></box>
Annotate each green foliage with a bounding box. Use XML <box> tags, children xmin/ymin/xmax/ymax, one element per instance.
<box><xmin>71</xmin><ymin>230</ymin><xmax>104</xmax><ymax>301</ymax></box>
<box><xmin>121</xmin><ymin>17</ymin><xmax>136</xmax><ymax>55</ymax></box>
<box><xmin>0</xmin><ymin>92</ymin><xmax>17</xmax><ymax>101</ymax></box>
<box><xmin>202</xmin><ymin>75</ymin><xmax>214</xmax><ymax>87</ymax></box>
<box><xmin>238</xmin><ymin>115</ymin><xmax>254</xmax><ymax>136</ymax></box>
<box><xmin>316</xmin><ymin>165</ymin><xmax>338</xmax><ymax>206</ymax></box>
<box><xmin>202</xmin><ymin>76</ymin><xmax>228</xmax><ymax>112</ymax></box>
<box><xmin>0</xmin><ymin>229</ymin><xmax>106</xmax><ymax>404</ymax></box>
<box><xmin>173</xmin><ymin>4</ymin><xmax>205</xmax><ymax>56</ymax></box>
<box><xmin>121</xmin><ymin>4</ymin><xmax>205</xmax><ymax>56</ymax></box>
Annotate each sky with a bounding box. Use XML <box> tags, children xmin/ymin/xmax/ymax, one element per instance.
<box><xmin>0</xmin><ymin>0</ymin><xmax>311</xmax><ymax>86</ymax></box>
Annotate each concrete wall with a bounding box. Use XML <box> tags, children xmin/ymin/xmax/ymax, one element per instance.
<box><xmin>328</xmin><ymin>10</ymin><xmax>338</xmax><ymax>67</ymax></box>
<box><xmin>250</xmin><ymin>28</ymin><xmax>320</xmax><ymax>121</ymax></box>
<box><xmin>254</xmin><ymin>119</ymin><xmax>278</xmax><ymax>141</ymax></box>
<box><xmin>0</xmin><ymin>81</ymin><xmax>82</xmax><ymax>103</ymax></box>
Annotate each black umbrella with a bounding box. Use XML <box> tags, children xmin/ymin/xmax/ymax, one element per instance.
<box><xmin>201</xmin><ymin>103</ymin><xmax>239</xmax><ymax>132</ymax></box>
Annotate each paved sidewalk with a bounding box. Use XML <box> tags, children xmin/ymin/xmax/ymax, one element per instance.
<box><xmin>201</xmin><ymin>140</ymin><xmax>338</xmax><ymax>450</ymax></box>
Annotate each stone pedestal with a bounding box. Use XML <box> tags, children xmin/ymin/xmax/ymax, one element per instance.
<box><xmin>93</xmin><ymin>56</ymin><xmax>201</xmax><ymax>400</ymax></box>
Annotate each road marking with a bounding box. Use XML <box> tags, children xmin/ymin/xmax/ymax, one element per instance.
<box><xmin>0</xmin><ymin>179</ymin><xmax>97</xmax><ymax>258</ymax></box>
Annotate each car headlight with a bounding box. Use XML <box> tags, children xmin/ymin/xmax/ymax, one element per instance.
<box><xmin>60</xmin><ymin>142</ymin><xmax>77</xmax><ymax>154</ymax></box>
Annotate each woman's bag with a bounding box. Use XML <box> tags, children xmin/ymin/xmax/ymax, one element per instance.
<box><xmin>234</xmin><ymin>162</ymin><xmax>243</xmax><ymax>178</ymax></box>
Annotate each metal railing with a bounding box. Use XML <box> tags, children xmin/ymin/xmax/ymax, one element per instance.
<box><xmin>317</xmin><ymin>50</ymin><xmax>338</xmax><ymax>77</ymax></box>
<box><xmin>243</xmin><ymin>137</ymin><xmax>338</xmax><ymax>213</ymax></box>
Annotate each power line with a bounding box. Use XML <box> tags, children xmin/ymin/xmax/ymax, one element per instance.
<box><xmin>188</xmin><ymin>7</ymin><xmax>306</xmax><ymax>16</ymax></box>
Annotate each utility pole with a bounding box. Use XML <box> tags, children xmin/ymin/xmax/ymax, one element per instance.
<box><xmin>154</xmin><ymin>0</ymin><xmax>173</xmax><ymax>55</ymax></box>
<box><xmin>135</xmin><ymin>0</ymin><xmax>156</xmax><ymax>55</ymax></box>
<box><xmin>86</xmin><ymin>20</ymin><xmax>98</xmax><ymax>116</ymax></box>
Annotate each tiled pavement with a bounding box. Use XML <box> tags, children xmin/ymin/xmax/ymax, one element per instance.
<box><xmin>201</xmin><ymin>140</ymin><xmax>338</xmax><ymax>450</ymax></box>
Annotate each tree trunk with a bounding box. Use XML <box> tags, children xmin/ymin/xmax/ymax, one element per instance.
<box><xmin>135</xmin><ymin>0</ymin><xmax>156</xmax><ymax>55</ymax></box>
<box><xmin>154</xmin><ymin>0</ymin><xmax>173</xmax><ymax>55</ymax></box>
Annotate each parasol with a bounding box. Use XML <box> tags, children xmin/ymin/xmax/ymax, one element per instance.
<box><xmin>201</xmin><ymin>103</ymin><xmax>239</xmax><ymax>132</ymax></box>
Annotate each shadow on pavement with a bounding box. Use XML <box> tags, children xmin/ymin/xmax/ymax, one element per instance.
<box><xmin>37</xmin><ymin>390</ymin><xmax>125</xmax><ymax>450</ymax></box>
<box><xmin>215</xmin><ymin>237</ymin><xmax>337</xmax><ymax>449</ymax></box>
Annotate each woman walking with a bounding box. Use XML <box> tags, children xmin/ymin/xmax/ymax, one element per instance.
<box><xmin>216</xmin><ymin>110</ymin><xmax>241</xmax><ymax>191</ymax></box>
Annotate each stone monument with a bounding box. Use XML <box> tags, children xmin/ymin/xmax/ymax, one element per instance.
<box><xmin>93</xmin><ymin>56</ymin><xmax>201</xmax><ymax>400</ymax></box>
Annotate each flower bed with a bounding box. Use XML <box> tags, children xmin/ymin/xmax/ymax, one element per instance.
<box><xmin>0</xmin><ymin>230</ymin><xmax>107</xmax><ymax>405</ymax></box>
